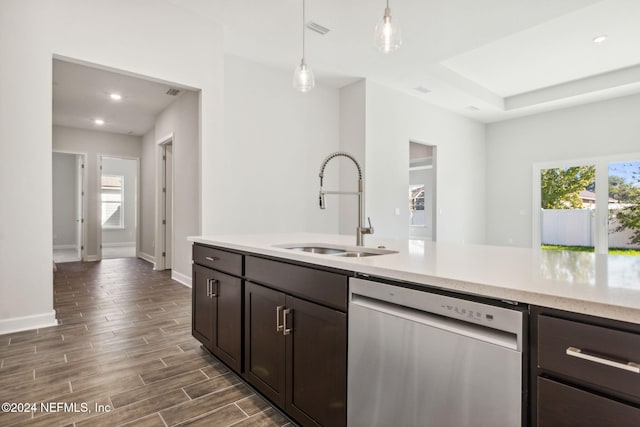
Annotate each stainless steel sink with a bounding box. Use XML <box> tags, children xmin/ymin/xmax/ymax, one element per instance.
<box><xmin>287</xmin><ymin>246</ymin><xmax>346</xmax><ymax>255</ymax></box>
<box><xmin>275</xmin><ymin>244</ymin><xmax>397</xmax><ymax>257</ymax></box>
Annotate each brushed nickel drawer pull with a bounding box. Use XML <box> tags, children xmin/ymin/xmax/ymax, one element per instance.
<box><xmin>205</xmin><ymin>256</ymin><xmax>219</xmax><ymax>262</ymax></box>
<box><xmin>566</xmin><ymin>347</ymin><xmax>640</xmax><ymax>374</ymax></box>
<box><xmin>283</xmin><ymin>308</ymin><xmax>292</xmax><ymax>336</ymax></box>
<box><xmin>276</xmin><ymin>306</ymin><xmax>284</xmax><ymax>332</ymax></box>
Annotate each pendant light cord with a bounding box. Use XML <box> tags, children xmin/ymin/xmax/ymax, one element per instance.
<box><xmin>302</xmin><ymin>0</ymin><xmax>306</xmax><ymax>60</ymax></box>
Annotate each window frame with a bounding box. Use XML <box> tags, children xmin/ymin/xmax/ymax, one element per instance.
<box><xmin>101</xmin><ymin>174</ymin><xmax>125</xmax><ymax>230</ymax></box>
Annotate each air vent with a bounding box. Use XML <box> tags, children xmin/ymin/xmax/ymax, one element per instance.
<box><xmin>414</xmin><ymin>86</ymin><xmax>431</xmax><ymax>94</ymax></box>
<box><xmin>166</xmin><ymin>88</ymin><xmax>181</xmax><ymax>96</ymax></box>
<box><xmin>306</xmin><ymin>21</ymin><xmax>330</xmax><ymax>35</ymax></box>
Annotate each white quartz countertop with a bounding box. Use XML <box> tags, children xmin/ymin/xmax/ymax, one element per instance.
<box><xmin>188</xmin><ymin>233</ymin><xmax>640</xmax><ymax>324</ymax></box>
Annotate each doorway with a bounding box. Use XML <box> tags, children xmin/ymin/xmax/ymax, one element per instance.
<box><xmin>409</xmin><ymin>142</ymin><xmax>437</xmax><ymax>240</ymax></box>
<box><xmin>99</xmin><ymin>156</ymin><xmax>139</xmax><ymax>259</ymax></box>
<box><xmin>53</xmin><ymin>152</ymin><xmax>86</xmax><ymax>263</ymax></box>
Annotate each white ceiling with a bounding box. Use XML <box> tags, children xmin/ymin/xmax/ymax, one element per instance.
<box><xmin>170</xmin><ymin>0</ymin><xmax>640</xmax><ymax>122</ymax></box>
<box><xmin>53</xmin><ymin>0</ymin><xmax>640</xmax><ymax>131</ymax></box>
<box><xmin>52</xmin><ymin>59</ymin><xmax>187</xmax><ymax>136</ymax></box>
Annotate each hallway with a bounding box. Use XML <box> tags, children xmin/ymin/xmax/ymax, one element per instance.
<box><xmin>0</xmin><ymin>259</ymin><xmax>291</xmax><ymax>426</ymax></box>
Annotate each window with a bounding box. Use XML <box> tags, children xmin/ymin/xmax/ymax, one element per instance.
<box><xmin>101</xmin><ymin>175</ymin><xmax>124</xmax><ymax>228</ymax></box>
<box><xmin>534</xmin><ymin>155</ymin><xmax>640</xmax><ymax>256</ymax></box>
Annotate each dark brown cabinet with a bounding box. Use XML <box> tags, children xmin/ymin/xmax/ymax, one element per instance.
<box><xmin>244</xmin><ymin>256</ymin><xmax>348</xmax><ymax>427</ymax></box>
<box><xmin>192</xmin><ymin>245</ymin><xmax>243</xmax><ymax>372</ymax></box>
<box><xmin>532</xmin><ymin>307</ymin><xmax>640</xmax><ymax>426</ymax></box>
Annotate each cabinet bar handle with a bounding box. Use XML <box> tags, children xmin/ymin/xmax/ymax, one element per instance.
<box><xmin>206</xmin><ymin>279</ymin><xmax>211</xmax><ymax>297</ymax></box>
<box><xmin>283</xmin><ymin>308</ymin><xmax>292</xmax><ymax>336</ymax></box>
<box><xmin>276</xmin><ymin>306</ymin><xmax>284</xmax><ymax>332</ymax></box>
<box><xmin>205</xmin><ymin>256</ymin><xmax>219</xmax><ymax>262</ymax></box>
<box><xmin>211</xmin><ymin>279</ymin><xmax>218</xmax><ymax>298</ymax></box>
<box><xmin>566</xmin><ymin>347</ymin><xmax>640</xmax><ymax>374</ymax></box>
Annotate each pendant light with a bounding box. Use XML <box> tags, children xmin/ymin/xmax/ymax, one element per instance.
<box><xmin>374</xmin><ymin>0</ymin><xmax>402</xmax><ymax>53</ymax></box>
<box><xmin>293</xmin><ymin>0</ymin><xmax>315</xmax><ymax>92</ymax></box>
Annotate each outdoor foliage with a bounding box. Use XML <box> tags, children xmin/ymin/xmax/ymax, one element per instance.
<box><xmin>541</xmin><ymin>166</ymin><xmax>595</xmax><ymax>209</ymax></box>
<box><xmin>611</xmin><ymin>165</ymin><xmax>640</xmax><ymax>244</ymax></box>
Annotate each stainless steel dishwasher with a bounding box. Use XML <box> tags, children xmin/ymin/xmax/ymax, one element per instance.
<box><xmin>348</xmin><ymin>277</ymin><xmax>524</xmax><ymax>427</ymax></box>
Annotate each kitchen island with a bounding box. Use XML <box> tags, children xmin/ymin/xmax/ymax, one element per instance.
<box><xmin>188</xmin><ymin>233</ymin><xmax>640</xmax><ymax>427</ymax></box>
<box><xmin>190</xmin><ymin>233</ymin><xmax>640</xmax><ymax>323</ymax></box>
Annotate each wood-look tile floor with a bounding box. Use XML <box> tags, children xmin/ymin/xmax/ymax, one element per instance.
<box><xmin>0</xmin><ymin>258</ymin><xmax>292</xmax><ymax>427</ymax></box>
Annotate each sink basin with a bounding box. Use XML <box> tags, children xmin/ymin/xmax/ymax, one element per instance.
<box><xmin>332</xmin><ymin>251</ymin><xmax>380</xmax><ymax>258</ymax></box>
<box><xmin>275</xmin><ymin>243</ymin><xmax>398</xmax><ymax>257</ymax></box>
<box><xmin>287</xmin><ymin>246</ymin><xmax>346</xmax><ymax>255</ymax></box>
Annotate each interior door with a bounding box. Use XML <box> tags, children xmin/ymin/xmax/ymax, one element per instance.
<box><xmin>75</xmin><ymin>154</ymin><xmax>84</xmax><ymax>260</ymax></box>
<box><xmin>163</xmin><ymin>144</ymin><xmax>173</xmax><ymax>269</ymax></box>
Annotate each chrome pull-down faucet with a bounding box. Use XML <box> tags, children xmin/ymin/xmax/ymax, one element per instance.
<box><xmin>318</xmin><ymin>151</ymin><xmax>374</xmax><ymax>246</ymax></box>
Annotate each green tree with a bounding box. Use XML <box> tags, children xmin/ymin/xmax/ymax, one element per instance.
<box><xmin>541</xmin><ymin>166</ymin><xmax>595</xmax><ymax>209</ymax></box>
<box><xmin>610</xmin><ymin>166</ymin><xmax>640</xmax><ymax>244</ymax></box>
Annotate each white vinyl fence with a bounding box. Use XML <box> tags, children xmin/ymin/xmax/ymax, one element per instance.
<box><xmin>541</xmin><ymin>209</ymin><xmax>640</xmax><ymax>248</ymax></box>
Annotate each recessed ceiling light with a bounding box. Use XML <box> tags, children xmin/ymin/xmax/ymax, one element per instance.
<box><xmin>94</xmin><ymin>119</ymin><xmax>105</xmax><ymax>125</ymax></box>
<box><xmin>110</xmin><ymin>93</ymin><xmax>122</xmax><ymax>101</ymax></box>
<box><xmin>592</xmin><ymin>34</ymin><xmax>608</xmax><ymax>44</ymax></box>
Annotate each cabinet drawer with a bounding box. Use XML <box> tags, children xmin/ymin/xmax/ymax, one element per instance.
<box><xmin>537</xmin><ymin>377</ymin><xmax>640</xmax><ymax>427</ymax></box>
<box><xmin>193</xmin><ymin>244</ymin><xmax>242</xmax><ymax>276</ymax></box>
<box><xmin>245</xmin><ymin>256</ymin><xmax>348</xmax><ymax>311</ymax></box>
<box><xmin>538</xmin><ymin>315</ymin><xmax>640</xmax><ymax>401</ymax></box>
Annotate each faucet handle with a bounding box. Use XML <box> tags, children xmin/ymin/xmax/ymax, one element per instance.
<box><xmin>365</xmin><ymin>217</ymin><xmax>374</xmax><ymax>234</ymax></box>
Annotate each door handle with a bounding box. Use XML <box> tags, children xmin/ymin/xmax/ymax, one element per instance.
<box><xmin>276</xmin><ymin>306</ymin><xmax>284</xmax><ymax>332</ymax></box>
<box><xmin>283</xmin><ymin>308</ymin><xmax>292</xmax><ymax>335</ymax></box>
<box><xmin>566</xmin><ymin>347</ymin><xmax>640</xmax><ymax>374</ymax></box>
<box><xmin>206</xmin><ymin>278</ymin><xmax>211</xmax><ymax>297</ymax></box>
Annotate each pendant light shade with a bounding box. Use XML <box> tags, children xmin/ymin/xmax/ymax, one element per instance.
<box><xmin>293</xmin><ymin>0</ymin><xmax>315</xmax><ymax>92</ymax></box>
<box><xmin>293</xmin><ymin>59</ymin><xmax>315</xmax><ymax>92</ymax></box>
<box><xmin>374</xmin><ymin>0</ymin><xmax>401</xmax><ymax>53</ymax></box>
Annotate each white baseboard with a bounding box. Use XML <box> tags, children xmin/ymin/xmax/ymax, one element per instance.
<box><xmin>85</xmin><ymin>255</ymin><xmax>99</xmax><ymax>262</ymax></box>
<box><xmin>172</xmin><ymin>270</ymin><xmax>192</xmax><ymax>288</ymax></box>
<box><xmin>53</xmin><ymin>244</ymin><xmax>77</xmax><ymax>250</ymax></box>
<box><xmin>138</xmin><ymin>252</ymin><xmax>156</xmax><ymax>265</ymax></box>
<box><xmin>0</xmin><ymin>310</ymin><xmax>58</xmax><ymax>335</ymax></box>
<box><xmin>102</xmin><ymin>242</ymin><xmax>136</xmax><ymax>248</ymax></box>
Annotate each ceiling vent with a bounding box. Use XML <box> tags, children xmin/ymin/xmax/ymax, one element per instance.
<box><xmin>414</xmin><ymin>86</ymin><xmax>431</xmax><ymax>94</ymax></box>
<box><xmin>166</xmin><ymin>88</ymin><xmax>181</xmax><ymax>96</ymax></box>
<box><xmin>306</xmin><ymin>21</ymin><xmax>330</xmax><ymax>35</ymax></box>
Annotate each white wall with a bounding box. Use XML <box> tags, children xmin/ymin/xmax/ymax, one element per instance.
<box><xmin>101</xmin><ymin>157</ymin><xmax>137</xmax><ymax>246</ymax></box>
<box><xmin>486</xmin><ymin>93</ymin><xmax>640</xmax><ymax>247</ymax></box>
<box><xmin>53</xmin><ymin>126</ymin><xmax>141</xmax><ymax>259</ymax></box>
<box><xmin>222</xmin><ymin>55</ymin><xmax>340</xmax><ymax>234</ymax></box>
<box><xmin>52</xmin><ymin>153</ymin><xmax>78</xmax><ymax>247</ymax></box>
<box><xmin>153</xmin><ymin>91</ymin><xmax>200</xmax><ymax>284</ymax></box>
<box><xmin>365</xmin><ymin>81</ymin><xmax>487</xmax><ymax>243</ymax></box>
<box><xmin>0</xmin><ymin>0</ymin><xmax>223</xmax><ymax>333</ymax></box>
<box><xmin>338</xmin><ymin>80</ymin><xmax>367</xmax><ymax>236</ymax></box>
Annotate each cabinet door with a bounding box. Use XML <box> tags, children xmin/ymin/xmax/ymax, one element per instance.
<box><xmin>192</xmin><ymin>264</ymin><xmax>214</xmax><ymax>349</ymax></box>
<box><xmin>285</xmin><ymin>295</ymin><xmax>347</xmax><ymax>427</ymax></box>
<box><xmin>210</xmin><ymin>271</ymin><xmax>243</xmax><ymax>372</ymax></box>
<box><xmin>244</xmin><ymin>282</ymin><xmax>286</xmax><ymax>406</ymax></box>
<box><xmin>538</xmin><ymin>377</ymin><xmax>640</xmax><ymax>426</ymax></box>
